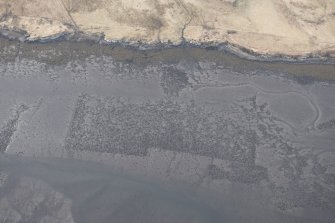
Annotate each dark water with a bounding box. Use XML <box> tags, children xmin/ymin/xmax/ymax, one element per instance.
<box><xmin>0</xmin><ymin>38</ymin><xmax>335</xmax><ymax>222</ymax></box>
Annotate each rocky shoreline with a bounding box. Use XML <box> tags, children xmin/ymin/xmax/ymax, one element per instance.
<box><xmin>1</xmin><ymin>28</ymin><xmax>334</xmax><ymax>65</ymax></box>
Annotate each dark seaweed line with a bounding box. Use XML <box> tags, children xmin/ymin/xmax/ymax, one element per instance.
<box><xmin>0</xmin><ymin>28</ymin><xmax>334</xmax><ymax>65</ymax></box>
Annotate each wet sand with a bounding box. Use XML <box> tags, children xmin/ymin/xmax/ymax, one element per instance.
<box><xmin>0</xmin><ymin>38</ymin><xmax>335</xmax><ymax>222</ymax></box>
<box><xmin>1</xmin><ymin>38</ymin><xmax>335</xmax><ymax>80</ymax></box>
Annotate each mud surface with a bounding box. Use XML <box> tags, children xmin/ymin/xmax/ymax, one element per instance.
<box><xmin>0</xmin><ymin>39</ymin><xmax>335</xmax><ymax>222</ymax></box>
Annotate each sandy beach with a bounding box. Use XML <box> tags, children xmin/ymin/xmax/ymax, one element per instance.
<box><xmin>1</xmin><ymin>0</ymin><xmax>335</xmax><ymax>58</ymax></box>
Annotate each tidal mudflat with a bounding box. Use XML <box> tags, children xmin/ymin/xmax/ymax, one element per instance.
<box><xmin>0</xmin><ymin>38</ymin><xmax>335</xmax><ymax>222</ymax></box>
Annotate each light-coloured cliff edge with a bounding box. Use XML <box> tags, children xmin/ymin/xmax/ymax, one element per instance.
<box><xmin>1</xmin><ymin>0</ymin><xmax>335</xmax><ymax>57</ymax></box>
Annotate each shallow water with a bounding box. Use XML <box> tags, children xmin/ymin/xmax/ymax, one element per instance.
<box><xmin>0</xmin><ymin>155</ymin><xmax>222</xmax><ymax>223</ymax></box>
<box><xmin>0</xmin><ymin>39</ymin><xmax>335</xmax><ymax>222</ymax></box>
<box><xmin>1</xmin><ymin>155</ymin><xmax>331</xmax><ymax>223</ymax></box>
